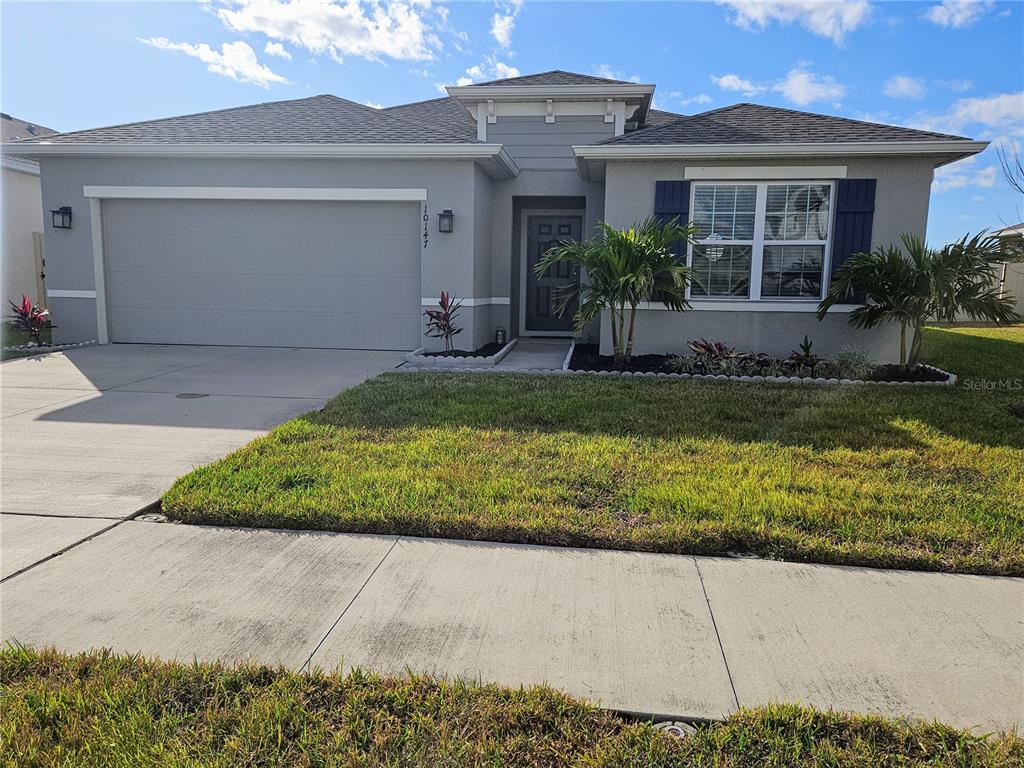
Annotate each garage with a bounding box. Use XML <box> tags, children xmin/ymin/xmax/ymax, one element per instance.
<box><xmin>101</xmin><ymin>196</ymin><xmax>422</xmax><ymax>350</ymax></box>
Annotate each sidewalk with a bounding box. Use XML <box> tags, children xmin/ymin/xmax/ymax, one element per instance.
<box><xmin>2</xmin><ymin>519</ymin><xmax>1020</xmax><ymax>732</ymax></box>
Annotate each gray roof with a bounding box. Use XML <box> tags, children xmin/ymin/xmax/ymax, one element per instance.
<box><xmin>383</xmin><ymin>97</ymin><xmax>478</xmax><ymax>142</ymax></box>
<box><xmin>642</xmin><ymin>108</ymin><xmax>686</xmax><ymax>128</ymax></box>
<box><xmin>469</xmin><ymin>70</ymin><xmax>635</xmax><ymax>87</ymax></box>
<box><xmin>602</xmin><ymin>103</ymin><xmax>970</xmax><ymax>145</ymax></box>
<box><xmin>2</xmin><ymin>113</ymin><xmax>56</xmax><ymax>142</ymax></box>
<box><xmin>18</xmin><ymin>95</ymin><xmax>475</xmax><ymax>145</ymax></box>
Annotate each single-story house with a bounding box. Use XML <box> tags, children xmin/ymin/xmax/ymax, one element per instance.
<box><xmin>3</xmin><ymin>70</ymin><xmax>986</xmax><ymax>359</ymax></box>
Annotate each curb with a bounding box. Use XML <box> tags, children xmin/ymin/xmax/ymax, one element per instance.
<box><xmin>404</xmin><ymin>338</ymin><xmax>518</xmax><ymax>368</ymax></box>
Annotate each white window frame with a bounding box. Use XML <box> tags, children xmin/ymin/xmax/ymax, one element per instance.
<box><xmin>686</xmin><ymin>180</ymin><xmax>836</xmax><ymax>303</ymax></box>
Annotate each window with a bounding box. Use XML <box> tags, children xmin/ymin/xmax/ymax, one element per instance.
<box><xmin>688</xmin><ymin>181</ymin><xmax>833</xmax><ymax>301</ymax></box>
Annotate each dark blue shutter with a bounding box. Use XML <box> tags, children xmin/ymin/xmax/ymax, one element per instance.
<box><xmin>830</xmin><ymin>179</ymin><xmax>876</xmax><ymax>301</ymax></box>
<box><xmin>654</xmin><ymin>180</ymin><xmax>690</xmax><ymax>256</ymax></box>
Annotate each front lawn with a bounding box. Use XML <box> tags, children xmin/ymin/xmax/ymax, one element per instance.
<box><xmin>3</xmin><ymin>646</ymin><xmax>1020</xmax><ymax>767</ymax></box>
<box><xmin>163</xmin><ymin>325</ymin><xmax>1024</xmax><ymax>575</ymax></box>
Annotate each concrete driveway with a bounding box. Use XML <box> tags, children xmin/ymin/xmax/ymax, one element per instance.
<box><xmin>1</xmin><ymin>344</ymin><xmax>401</xmax><ymax>576</ymax></box>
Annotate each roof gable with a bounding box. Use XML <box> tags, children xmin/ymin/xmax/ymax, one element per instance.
<box><xmin>469</xmin><ymin>69</ymin><xmax>634</xmax><ymax>87</ymax></box>
<box><xmin>601</xmin><ymin>103</ymin><xmax>970</xmax><ymax>145</ymax></box>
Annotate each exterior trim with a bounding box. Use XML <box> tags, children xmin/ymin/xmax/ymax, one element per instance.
<box><xmin>89</xmin><ymin>199</ymin><xmax>108</xmax><ymax>345</ymax></box>
<box><xmin>685</xmin><ymin>165</ymin><xmax>847</xmax><ymax>180</ymax></box>
<box><xmin>1</xmin><ymin>155</ymin><xmax>40</xmax><ymax>175</ymax></box>
<box><xmin>47</xmin><ymin>289</ymin><xmax>96</xmax><ymax>299</ymax></box>
<box><xmin>83</xmin><ymin>186</ymin><xmax>429</xmax><ymax>202</ymax></box>
<box><xmin>637</xmin><ymin>300</ymin><xmax>859</xmax><ymax>313</ymax></box>
<box><xmin>447</xmin><ymin>83</ymin><xmax>655</xmax><ymax>101</ymax></box>
<box><xmin>420</xmin><ymin>297</ymin><xmax>510</xmax><ymax>307</ymax></box>
<box><xmin>573</xmin><ymin>140</ymin><xmax>988</xmax><ymax>159</ymax></box>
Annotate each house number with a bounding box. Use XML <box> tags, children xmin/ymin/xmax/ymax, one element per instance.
<box><xmin>422</xmin><ymin>206</ymin><xmax>429</xmax><ymax>248</ymax></box>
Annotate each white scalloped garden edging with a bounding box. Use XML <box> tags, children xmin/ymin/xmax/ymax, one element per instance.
<box><xmin>2</xmin><ymin>339</ymin><xmax>97</xmax><ymax>356</ymax></box>
<box><xmin>404</xmin><ymin>337</ymin><xmax>518</xmax><ymax>368</ymax></box>
<box><xmin>395</xmin><ymin>359</ymin><xmax>956</xmax><ymax>386</ymax></box>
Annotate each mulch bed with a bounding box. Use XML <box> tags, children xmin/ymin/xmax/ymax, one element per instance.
<box><xmin>420</xmin><ymin>342</ymin><xmax>505</xmax><ymax>359</ymax></box>
<box><xmin>569</xmin><ymin>343</ymin><xmax>952</xmax><ymax>383</ymax></box>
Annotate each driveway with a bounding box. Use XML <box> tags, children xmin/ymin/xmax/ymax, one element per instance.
<box><xmin>0</xmin><ymin>344</ymin><xmax>401</xmax><ymax>576</ymax></box>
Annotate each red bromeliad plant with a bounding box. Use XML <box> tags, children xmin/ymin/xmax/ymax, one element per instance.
<box><xmin>8</xmin><ymin>294</ymin><xmax>51</xmax><ymax>345</ymax></box>
<box><xmin>424</xmin><ymin>291</ymin><xmax>463</xmax><ymax>352</ymax></box>
<box><xmin>687</xmin><ymin>338</ymin><xmax>735</xmax><ymax>362</ymax></box>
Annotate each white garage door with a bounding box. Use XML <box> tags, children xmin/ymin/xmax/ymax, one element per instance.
<box><xmin>102</xmin><ymin>198</ymin><xmax>421</xmax><ymax>350</ymax></box>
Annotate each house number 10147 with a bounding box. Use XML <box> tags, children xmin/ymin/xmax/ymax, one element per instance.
<box><xmin>423</xmin><ymin>206</ymin><xmax>429</xmax><ymax>248</ymax></box>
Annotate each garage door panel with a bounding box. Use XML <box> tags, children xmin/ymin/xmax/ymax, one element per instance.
<box><xmin>103</xmin><ymin>198</ymin><xmax>421</xmax><ymax>350</ymax></box>
<box><xmin>110</xmin><ymin>306</ymin><xmax>421</xmax><ymax>349</ymax></box>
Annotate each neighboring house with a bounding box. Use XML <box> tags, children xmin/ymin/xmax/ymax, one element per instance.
<box><xmin>2</xmin><ymin>113</ymin><xmax>56</xmax><ymax>306</ymax></box>
<box><xmin>993</xmin><ymin>223</ymin><xmax>1024</xmax><ymax>315</ymax></box>
<box><xmin>3</xmin><ymin>71</ymin><xmax>986</xmax><ymax>359</ymax></box>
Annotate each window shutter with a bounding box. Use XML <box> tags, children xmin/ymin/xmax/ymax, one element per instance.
<box><xmin>654</xmin><ymin>180</ymin><xmax>691</xmax><ymax>256</ymax></box>
<box><xmin>830</xmin><ymin>179</ymin><xmax>876</xmax><ymax>301</ymax></box>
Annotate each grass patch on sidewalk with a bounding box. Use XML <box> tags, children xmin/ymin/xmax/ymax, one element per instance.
<box><xmin>3</xmin><ymin>646</ymin><xmax>1020</xmax><ymax>767</ymax></box>
<box><xmin>163</xmin><ymin>325</ymin><xmax>1024</xmax><ymax>575</ymax></box>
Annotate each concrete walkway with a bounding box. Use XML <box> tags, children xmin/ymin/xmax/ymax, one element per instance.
<box><xmin>0</xmin><ymin>344</ymin><xmax>401</xmax><ymax>576</ymax></box>
<box><xmin>493</xmin><ymin>338</ymin><xmax>571</xmax><ymax>370</ymax></box>
<box><xmin>2</xmin><ymin>519</ymin><xmax>1020</xmax><ymax>733</ymax></box>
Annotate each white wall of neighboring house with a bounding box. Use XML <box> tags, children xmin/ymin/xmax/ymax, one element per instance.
<box><xmin>2</xmin><ymin>157</ymin><xmax>45</xmax><ymax>306</ymax></box>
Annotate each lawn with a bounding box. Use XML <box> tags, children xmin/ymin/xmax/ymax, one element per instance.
<box><xmin>163</xmin><ymin>325</ymin><xmax>1024</xmax><ymax>576</ymax></box>
<box><xmin>3</xmin><ymin>646</ymin><xmax>1020</xmax><ymax>767</ymax></box>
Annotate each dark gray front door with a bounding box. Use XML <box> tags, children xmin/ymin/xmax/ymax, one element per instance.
<box><xmin>526</xmin><ymin>215</ymin><xmax>581</xmax><ymax>332</ymax></box>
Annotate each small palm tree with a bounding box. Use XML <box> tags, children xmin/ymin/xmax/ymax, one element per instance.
<box><xmin>818</xmin><ymin>232</ymin><xmax>1020</xmax><ymax>369</ymax></box>
<box><xmin>535</xmin><ymin>216</ymin><xmax>697</xmax><ymax>362</ymax></box>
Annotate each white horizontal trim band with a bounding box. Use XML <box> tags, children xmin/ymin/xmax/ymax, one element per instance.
<box><xmin>47</xmin><ymin>289</ymin><xmax>96</xmax><ymax>299</ymax></box>
<box><xmin>685</xmin><ymin>165</ymin><xmax>847</xmax><ymax>180</ymax></box>
<box><xmin>573</xmin><ymin>140</ymin><xmax>988</xmax><ymax>159</ymax></box>
<box><xmin>83</xmin><ymin>186</ymin><xmax>428</xmax><ymax>201</ymax></box>
<box><xmin>1</xmin><ymin>156</ymin><xmax>40</xmax><ymax>175</ymax></box>
<box><xmin>448</xmin><ymin>83</ymin><xmax>654</xmax><ymax>100</ymax></box>
<box><xmin>421</xmin><ymin>297</ymin><xmax>511</xmax><ymax>307</ymax></box>
<box><xmin>635</xmin><ymin>301</ymin><xmax>859</xmax><ymax>313</ymax></box>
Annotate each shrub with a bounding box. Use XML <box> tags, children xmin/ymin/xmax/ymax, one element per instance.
<box><xmin>423</xmin><ymin>291</ymin><xmax>463</xmax><ymax>353</ymax></box>
<box><xmin>7</xmin><ymin>294</ymin><xmax>51</xmax><ymax>345</ymax></box>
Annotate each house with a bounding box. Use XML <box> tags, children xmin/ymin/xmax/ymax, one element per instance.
<box><xmin>2</xmin><ymin>113</ymin><xmax>56</xmax><ymax>307</ymax></box>
<box><xmin>3</xmin><ymin>71</ymin><xmax>986</xmax><ymax>359</ymax></box>
<box><xmin>992</xmin><ymin>223</ymin><xmax>1024</xmax><ymax>315</ymax></box>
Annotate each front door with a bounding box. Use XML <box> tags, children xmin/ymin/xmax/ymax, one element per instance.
<box><xmin>525</xmin><ymin>215</ymin><xmax>581</xmax><ymax>332</ymax></box>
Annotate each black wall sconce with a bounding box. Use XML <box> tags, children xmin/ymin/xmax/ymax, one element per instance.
<box><xmin>50</xmin><ymin>206</ymin><xmax>72</xmax><ymax>229</ymax></box>
<box><xmin>437</xmin><ymin>209</ymin><xmax>454</xmax><ymax>233</ymax></box>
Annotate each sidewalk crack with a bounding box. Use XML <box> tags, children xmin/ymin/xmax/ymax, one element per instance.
<box><xmin>693</xmin><ymin>556</ymin><xmax>740</xmax><ymax>711</ymax></box>
<box><xmin>300</xmin><ymin>536</ymin><xmax>402</xmax><ymax>673</ymax></box>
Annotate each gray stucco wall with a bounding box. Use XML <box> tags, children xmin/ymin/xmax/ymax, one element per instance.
<box><xmin>38</xmin><ymin>156</ymin><xmax>481</xmax><ymax>349</ymax></box>
<box><xmin>487</xmin><ymin>115</ymin><xmax>614</xmax><ymax>171</ymax></box>
<box><xmin>597</xmin><ymin>155</ymin><xmax>937</xmax><ymax>361</ymax></box>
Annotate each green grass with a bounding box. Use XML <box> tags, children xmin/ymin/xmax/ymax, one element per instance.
<box><xmin>1</xmin><ymin>321</ymin><xmax>53</xmax><ymax>361</ymax></box>
<box><xmin>163</xmin><ymin>325</ymin><xmax>1024</xmax><ymax>575</ymax></box>
<box><xmin>3</xmin><ymin>646</ymin><xmax>1020</xmax><ymax>767</ymax></box>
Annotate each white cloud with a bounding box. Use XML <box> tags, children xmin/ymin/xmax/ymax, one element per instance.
<box><xmin>937</xmin><ymin>78</ymin><xmax>973</xmax><ymax>93</ymax></box>
<box><xmin>490</xmin><ymin>0</ymin><xmax>523</xmax><ymax>48</ymax></box>
<box><xmin>933</xmin><ymin>157</ymin><xmax>999</xmax><ymax>192</ymax></box>
<box><xmin>911</xmin><ymin>92</ymin><xmax>1024</xmax><ymax>136</ymax></box>
<box><xmin>365</xmin><ymin>100</ymin><xmax>383</xmax><ymax>109</ymax></box>
<box><xmin>922</xmin><ymin>0</ymin><xmax>994</xmax><ymax>28</ymax></box>
<box><xmin>139</xmin><ymin>37</ymin><xmax>288</xmax><ymax>87</ymax></box>
<box><xmin>681</xmin><ymin>93</ymin><xmax>713</xmax><ymax>107</ymax></box>
<box><xmin>716</xmin><ymin>0</ymin><xmax>871</xmax><ymax>45</ymax></box>
<box><xmin>447</xmin><ymin>56</ymin><xmax>520</xmax><ymax>88</ymax></box>
<box><xmin>263</xmin><ymin>40</ymin><xmax>291</xmax><ymax>59</ymax></box>
<box><xmin>883</xmin><ymin>75</ymin><xmax>927</xmax><ymax>99</ymax></box>
<box><xmin>594</xmin><ymin>64</ymin><xmax>641</xmax><ymax>84</ymax></box>
<box><xmin>210</xmin><ymin>0</ymin><xmax>442</xmax><ymax>63</ymax></box>
<box><xmin>711</xmin><ymin>73</ymin><xmax>765</xmax><ymax>96</ymax></box>
<box><xmin>774</xmin><ymin>68</ymin><xmax>846</xmax><ymax>106</ymax></box>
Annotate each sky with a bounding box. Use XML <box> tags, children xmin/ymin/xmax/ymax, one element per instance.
<box><xmin>2</xmin><ymin>0</ymin><xmax>1022</xmax><ymax>244</ymax></box>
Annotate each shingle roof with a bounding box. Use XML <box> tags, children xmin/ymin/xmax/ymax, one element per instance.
<box><xmin>19</xmin><ymin>95</ymin><xmax>475</xmax><ymax>145</ymax></box>
<box><xmin>601</xmin><ymin>103</ymin><xmax>970</xmax><ymax>145</ymax></box>
<box><xmin>642</xmin><ymin>108</ymin><xmax>686</xmax><ymax>128</ymax></box>
<box><xmin>2</xmin><ymin>113</ymin><xmax>56</xmax><ymax>142</ymax></box>
<box><xmin>383</xmin><ymin>97</ymin><xmax>478</xmax><ymax>142</ymax></box>
<box><xmin>469</xmin><ymin>69</ymin><xmax>636</xmax><ymax>87</ymax></box>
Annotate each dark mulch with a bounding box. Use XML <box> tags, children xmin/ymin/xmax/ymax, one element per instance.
<box><xmin>868</xmin><ymin>364</ymin><xmax>950</xmax><ymax>383</ymax></box>
<box><xmin>569</xmin><ymin>343</ymin><xmax>952</xmax><ymax>383</ymax></box>
<box><xmin>569</xmin><ymin>344</ymin><xmax>676</xmax><ymax>373</ymax></box>
<box><xmin>421</xmin><ymin>342</ymin><xmax>505</xmax><ymax>359</ymax></box>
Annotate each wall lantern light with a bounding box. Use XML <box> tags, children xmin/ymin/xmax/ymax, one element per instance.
<box><xmin>50</xmin><ymin>206</ymin><xmax>73</xmax><ymax>229</ymax></box>
<box><xmin>437</xmin><ymin>209</ymin><xmax>454</xmax><ymax>233</ymax></box>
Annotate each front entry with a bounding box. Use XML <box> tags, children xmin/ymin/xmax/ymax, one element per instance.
<box><xmin>525</xmin><ymin>215</ymin><xmax>582</xmax><ymax>332</ymax></box>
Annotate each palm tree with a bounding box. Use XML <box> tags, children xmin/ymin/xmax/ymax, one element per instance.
<box><xmin>535</xmin><ymin>216</ymin><xmax>697</xmax><ymax>362</ymax></box>
<box><xmin>818</xmin><ymin>232</ymin><xmax>1020</xmax><ymax>369</ymax></box>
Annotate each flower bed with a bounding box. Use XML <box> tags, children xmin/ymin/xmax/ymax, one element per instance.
<box><xmin>568</xmin><ymin>343</ymin><xmax>955</xmax><ymax>385</ymax></box>
<box><xmin>405</xmin><ymin>338</ymin><xmax>517</xmax><ymax>367</ymax></box>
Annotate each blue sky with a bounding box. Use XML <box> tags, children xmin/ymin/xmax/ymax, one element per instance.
<box><xmin>3</xmin><ymin>0</ymin><xmax>1022</xmax><ymax>244</ymax></box>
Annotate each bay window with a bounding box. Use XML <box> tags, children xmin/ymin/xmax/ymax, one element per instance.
<box><xmin>688</xmin><ymin>181</ymin><xmax>834</xmax><ymax>302</ymax></box>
